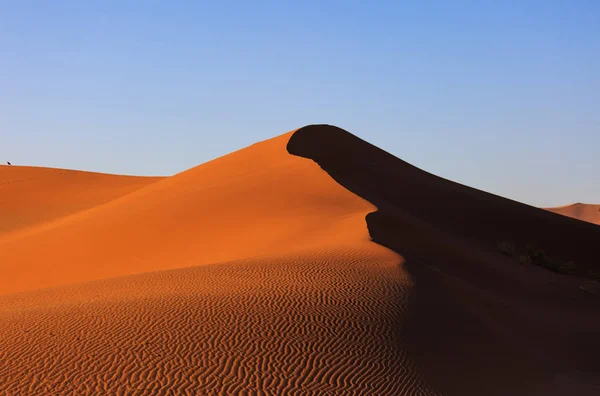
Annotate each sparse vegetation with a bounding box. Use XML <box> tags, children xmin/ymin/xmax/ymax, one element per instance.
<box><xmin>525</xmin><ymin>246</ymin><xmax>576</xmax><ymax>274</ymax></box>
<box><xmin>497</xmin><ymin>242</ymin><xmax>576</xmax><ymax>275</ymax></box>
<box><xmin>518</xmin><ymin>255</ymin><xmax>532</xmax><ymax>266</ymax></box>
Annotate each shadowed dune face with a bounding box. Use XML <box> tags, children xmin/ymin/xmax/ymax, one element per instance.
<box><xmin>288</xmin><ymin>124</ymin><xmax>600</xmax><ymax>395</ymax></box>
<box><xmin>545</xmin><ymin>203</ymin><xmax>600</xmax><ymax>226</ymax></box>
<box><xmin>288</xmin><ymin>125</ymin><xmax>600</xmax><ymax>278</ymax></box>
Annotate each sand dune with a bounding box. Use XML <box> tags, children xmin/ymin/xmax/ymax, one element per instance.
<box><xmin>0</xmin><ymin>133</ymin><xmax>379</xmax><ymax>294</ymax></box>
<box><xmin>0</xmin><ymin>165</ymin><xmax>163</xmax><ymax>237</ymax></box>
<box><xmin>0</xmin><ymin>126</ymin><xmax>598</xmax><ymax>395</ymax></box>
<box><xmin>545</xmin><ymin>203</ymin><xmax>600</xmax><ymax>225</ymax></box>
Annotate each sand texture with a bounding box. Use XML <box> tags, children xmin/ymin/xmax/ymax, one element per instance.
<box><xmin>0</xmin><ymin>125</ymin><xmax>598</xmax><ymax>395</ymax></box>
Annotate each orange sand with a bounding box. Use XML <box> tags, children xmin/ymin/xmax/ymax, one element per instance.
<box><xmin>0</xmin><ymin>165</ymin><xmax>163</xmax><ymax>236</ymax></box>
<box><xmin>545</xmin><ymin>203</ymin><xmax>600</xmax><ymax>225</ymax></box>
<box><xmin>0</xmin><ymin>126</ymin><xmax>598</xmax><ymax>395</ymax></box>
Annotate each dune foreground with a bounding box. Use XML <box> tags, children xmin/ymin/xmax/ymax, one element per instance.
<box><xmin>1</xmin><ymin>125</ymin><xmax>599</xmax><ymax>395</ymax></box>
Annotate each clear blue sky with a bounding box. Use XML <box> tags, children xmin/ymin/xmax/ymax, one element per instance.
<box><xmin>1</xmin><ymin>1</ymin><xmax>598</xmax><ymax>207</ymax></box>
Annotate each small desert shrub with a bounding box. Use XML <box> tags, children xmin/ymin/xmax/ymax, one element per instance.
<box><xmin>560</xmin><ymin>261</ymin><xmax>577</xmax><ymax>273</ymax></box>
<box><xmin>500</xmin><ymin>242</ymin><xmax>576</xmax><ymax>275</ymax></box>
<box><xmin>497</xmin><ymin>241</ymin><xmax>516</xmax><ymax>256</ymax></box>
<box><xmin>542</xmin><ymin>258</ymin><xmax>562</xmax><ymax>272</ymax></box>
<box><xmin>529</xmin><ymin>249</ymin><xmax>576</xmax><ymax>274</ymax></box>
<box><xmin>529</xmin><ymin>249</ymin><xmax>549</xmax><ymax>267</ymax></box>
<box><xmin>518</xmin><ymin>255</ymin><xmax>532</xmax><ymax>266</ymax></box>
<box><xmin>533</xmin><ymin>252</ymin><xmax>575</xmax><ymax>274</ymax></box>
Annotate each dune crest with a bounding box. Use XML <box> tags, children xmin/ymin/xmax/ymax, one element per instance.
<box><xmin>0</xmin><ymin>125</ymin><xmax>598</xmax><ymax>395</ymax></box>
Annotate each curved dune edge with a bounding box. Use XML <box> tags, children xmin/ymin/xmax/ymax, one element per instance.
<box><xmin>0</xmin><ymin>125</ymin><xmax>599</xmax><ymax>395</ymax></box>
<box><xmin>287</xmin><ymin>125</ymin><xmax>600</xmax><ymax>395</ymax></box>
<box><xmin>544</xmin><ymin>203</ymin><xmax>600</xmax><ymax>225</ymax></box>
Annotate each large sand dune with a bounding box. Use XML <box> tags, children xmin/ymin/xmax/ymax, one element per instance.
<box><xmin>0</xmin><ymin>125</ymin><xmax>598</xmax><ymax>395</ymax></box>
<box><xmin>545</xmin><ymin>203</ymin><xmax>600</xmax><ymax>225</ymax></box>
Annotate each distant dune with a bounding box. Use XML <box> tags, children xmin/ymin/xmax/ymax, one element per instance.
<box><xmin>545</xmin><ymin>203</ymin><xmax>600</xmax><ymax>225</ymax></box>
<box><xmin>0</xmin><ymin>165</ymin><xmax>163</xmax><ymax>236</ymax></box>
<box><xmin>0</xmin><ymin>126</ymin><xmax>598</xmax><ymax>395</ymax></box>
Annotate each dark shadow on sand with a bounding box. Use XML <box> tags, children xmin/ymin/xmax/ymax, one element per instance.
<box><xmin>287</xmin><ymin>124</ymin><xmax>600</xmax><ymax>395</ymax></box>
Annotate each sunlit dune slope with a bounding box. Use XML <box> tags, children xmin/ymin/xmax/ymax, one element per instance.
<box><xmin>0</xmin><ymin>125</ymin><xmax>599</xmax><ymax>395</ymax></box>
<box><xmin>545</xmin><ymin>203</ymin><xmax>600</xmax><ymax>225</ymax></box>
<box><xmin>0</xmin><ymin>165</ymin><xmax>163</xmax><ymax>236</ymax></box>
<box><xmin>0</xmin><ymin>132</ymin><xmax>379</xmax><ymax>295</ymax></box>
<box><xmin>0</xmin><ymin>128</ymin><xmax>435</xmax><ymax>395</ymax></box>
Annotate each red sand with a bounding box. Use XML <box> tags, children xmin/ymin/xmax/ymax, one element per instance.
<box><xmin>0</xmin><ymin>125</ymin><xmax>598</xmax><ymax>395</ymax></box>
